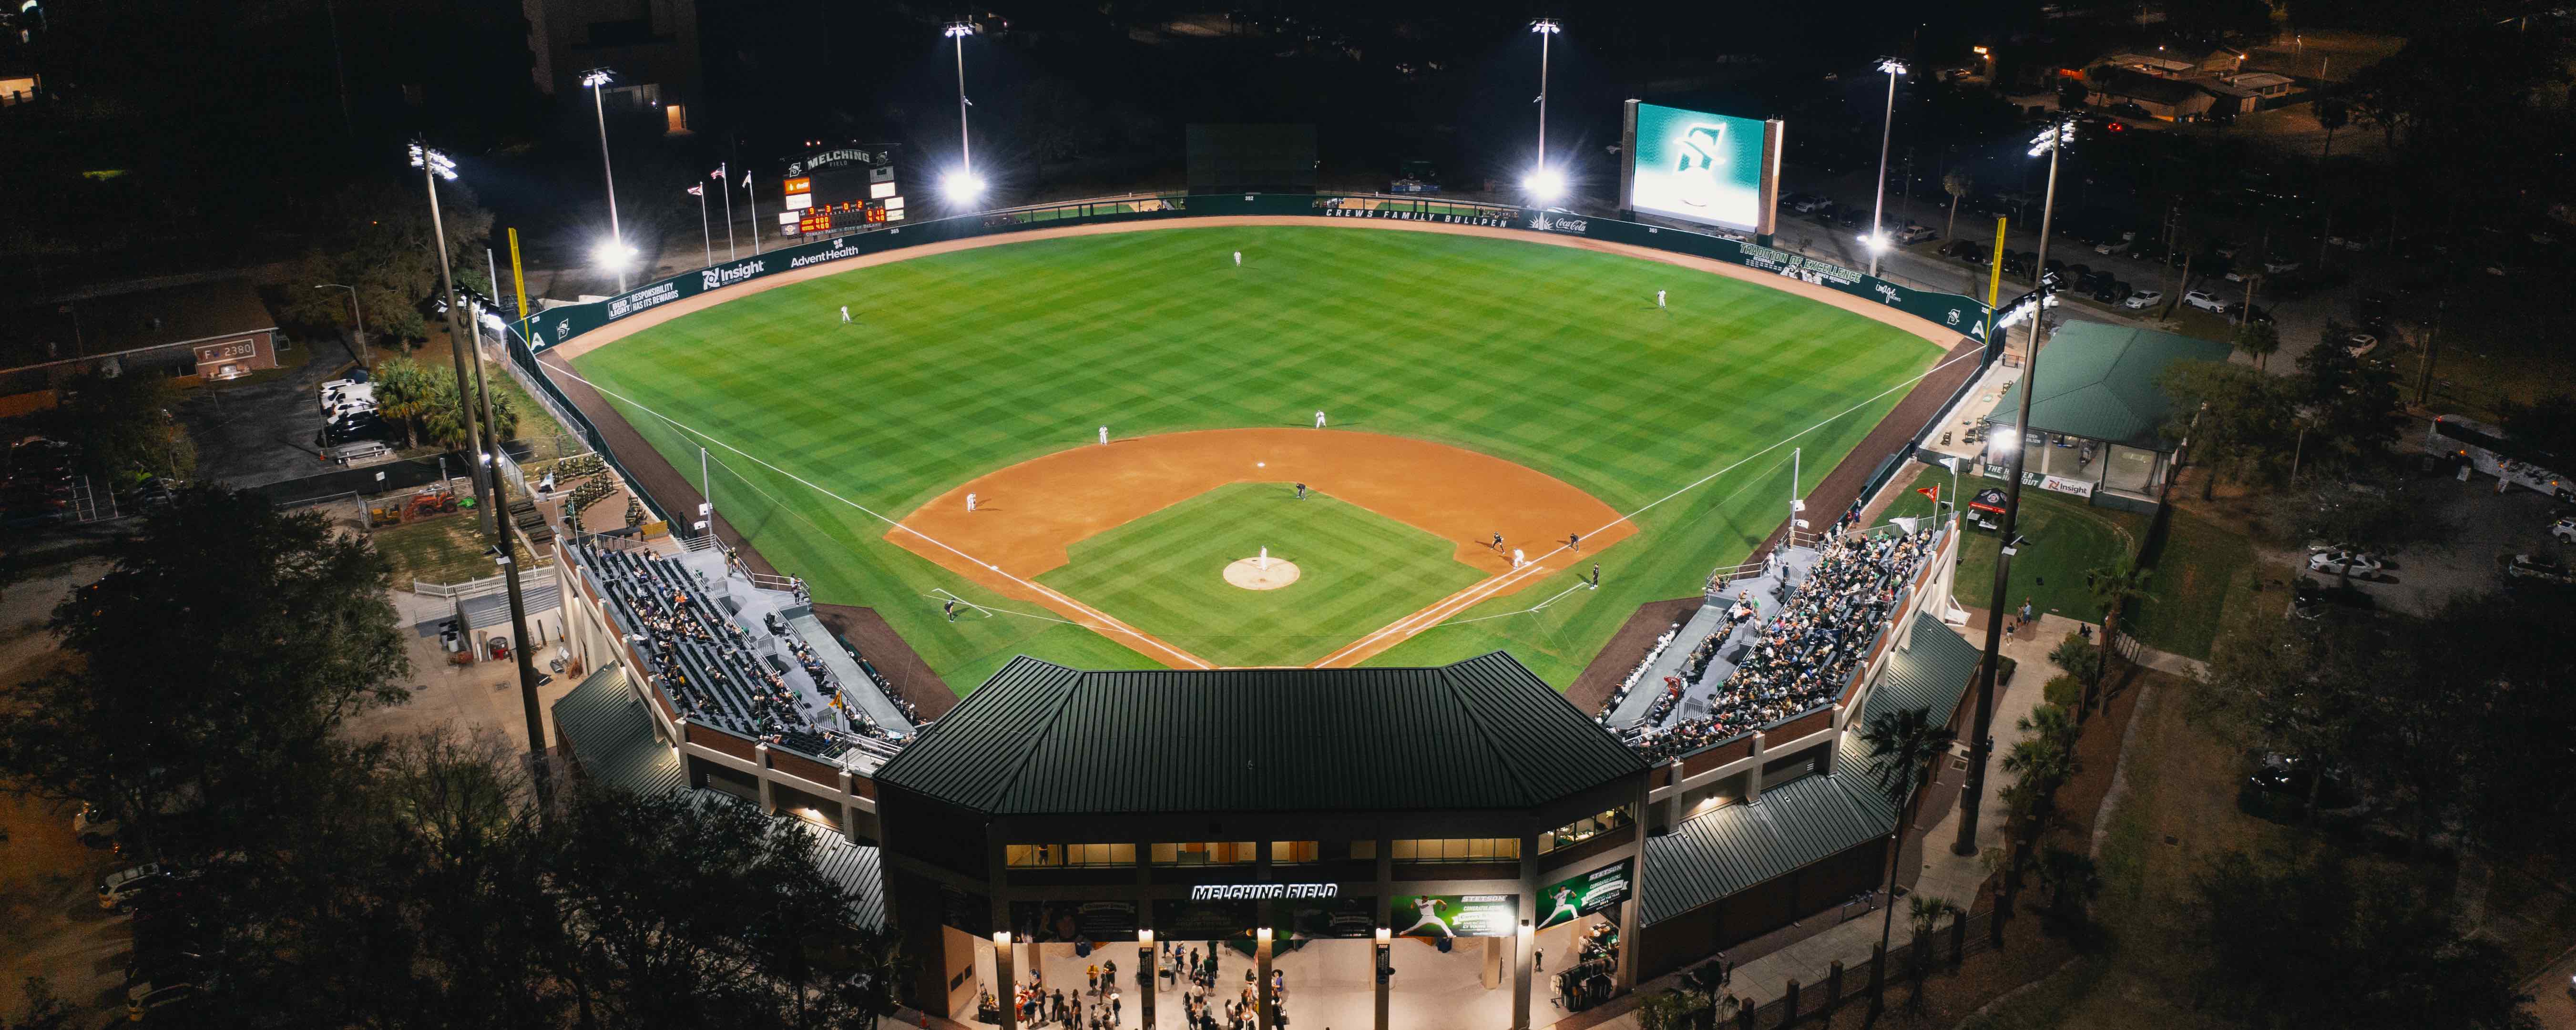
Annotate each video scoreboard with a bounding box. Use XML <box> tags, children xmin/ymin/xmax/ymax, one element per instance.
<box><xmin>779</xmin><ymin>143</ymin><xmax>902</xmax><ymax>236</ymax></box>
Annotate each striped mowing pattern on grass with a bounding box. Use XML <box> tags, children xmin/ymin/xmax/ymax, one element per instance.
<box><xmin>1034</xmin><ymin>484</ymin><xmax>1486</xmax><ymax>668</ymax></box>
<box><xmin>575</xmin><ymin>224</ymin><xmax>1937</xmax><ymax>692</ymax></box>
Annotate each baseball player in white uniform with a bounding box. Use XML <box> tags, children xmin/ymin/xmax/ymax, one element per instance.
<box><xmin>1314</xmin><ymin>410</ymin><xmax>1327</xmax><ymax>429</ymax></box>
<box><xmin>840</xmin><ymin>305</ymin><xmax>852</xmax><ymax>324</ymax></box>
<box><xmin>1099</xmin><ymin>426</ymin><xmax>1109</xmax><ymax>446</ymax></box>
<box><xmin>1400</xmin><ymin>897</ymin><xmax>1455</xmax><ymax>937</ymax></box>
<box><xmin>1233</xmin><ymin>250</ymin><xmax>1243</xmax><ymax>267</ymax></box>
<box><xmin>966</xmin><ymin>492</ymin><xmax>978</xmax><ymax>513</ymax></box>
<box><xmin>1656</xmin><ymin>290</ymin><xmax>1666</xmax><ymax>308</ymax></box>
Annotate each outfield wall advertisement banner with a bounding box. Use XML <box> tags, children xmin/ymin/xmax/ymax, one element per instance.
<box><xmin>1536</xmin><ymin>859</ymin><xmax>1633</xmax><ymax>930</ymax></box>
<box><xmin>1621</xmin><ymin>102</ymin><xmax>1780</xmax><ymax>236</ymax></box>
<box><xmin>1389</xmin><ymin>893</ymin><xmax>1517</xmax><ymax>938</ymax></box>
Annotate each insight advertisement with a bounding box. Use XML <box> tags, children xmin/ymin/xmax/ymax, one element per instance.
<box><xmin>1624</xmin><ymin>102</ymin><xmax>1778</xmax><ymax>235</ymax></box>
<box><xmin>1388</xmin><ymin>893</ymin><xmax>1518</xmax><ymax>938</ymax></box>
<box><xmin>1536</xmin><ymin>859</ymin><xmax>1633</xmax><ymax>930</ymax></box>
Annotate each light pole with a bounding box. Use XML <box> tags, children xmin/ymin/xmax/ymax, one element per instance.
<box><xmin>1523</xmin><ymin>19</ymin><xmax>1564</xmax><ymax>205</ymax></box>
<box><xmin>1952</xmin><ymin>116</ymin><xmax>2074</xmax><ymax>860</ymax></box>
<box><xmin>314</xmin><ymin>284</ymin><xmax>365</xmax><ymax>357</ymax></box>
<box><xmin>580</xmin><ymin>68</ymin><xmax>627</xmax><ymax>292</ymax></box>
<box><xmin>408</xmin><ymin>142</ymin><xmax>493</xmax><ymax>535</ymax></box>
<box><xmin>1867</xmin><ymin>58</ymin><xmax>1906</xmax><ymax>278</ymax></box>
<box><xmin>943</xmin><ymin>21</ymin><xmax>985</xmax><ymax>207</ymax></box>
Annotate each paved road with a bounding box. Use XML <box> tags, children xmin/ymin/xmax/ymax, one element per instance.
<box><xmin>179</xmin><ymin>332</ymin><xmax>367</xmax><ymax>490</ymax></box>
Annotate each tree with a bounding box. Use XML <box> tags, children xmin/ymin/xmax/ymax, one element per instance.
<box><xmin>2266</xmin><ymin>480</ymin><xmax>2443</xmax><ymax>556</ymax></box>
<box><xmin>278</xmin><ymin>181</ymin><xmax>495</xmax><ymax>347</ymax></box>
<box><xmin>1860</xmin><ymin>704</ymin><xmax>1956</xmax><ymax>996</ymax></box>
<box><xmin>398</xmin><ymin>361</ymin><xmax>520</xmax><ymax>452</ymax></box>
<box><xmin>2000</xmin><ymin>704</ymin><xmax>2081</xmax><ymax>853</ymax></box>
<box><xmin>2313</xmin><ymin>94</ymin><xmax>2350</xmax><ymax>164</ymax></box>
<box><xmin>370</xmin><ymin>356</ymin><xmax>439</xmax><ymax>449</ymax></box>
<box><xmin>2290</xmin><ymin>331</ymin><xmax>2405</xmax><ymax>476</ymax></box>
<box><xmin>2231</xmin><ymin>319</ymin><xmax>2281</xmax><ymax>371</ymax></box>
<box><xmin>2031</xmin><ymin>848</ymin><xmax>2100</xmax><ymax>929</ymax></box>
<box><xmin>2084</xmin><ymin>558</ymin><xmax>2149</xmax><ymax>693</ymax></box>
<box><xmin>2188</xmin><ymin>849</ymin><xmax>2538</xmax><ymax>1030</ymax></box>
<box><xmin>1</xmin><ymin>978</ymin><xmax>72</xmax><ymax>1030</ymax></box>
<box><xmin>44</xmin><ymin>371</ymin><xmax>194</xmax><ymax>484</ymax></box>
<box><xmin>0</xmin><ymin>485</ymin><xmax>411</xmax><ymax>860</ymax></box>
<box><xmin>2189</xmin><ymin>614</ymin><xmax>2363</xmax><ymax>815</ymax></box>
<box><xmin>1942</xmin><ymin>171</ymin><xmax>1974</xmax><ymax>243</ymax></box>
<box><xmin>2157</xmin><ymin>360</ymin><xmax>2299</xmax><ymax>499</ymax></box>
<box><xmin>2495</xmin><ymin>392</ymin><xmax>2576</xmax><ymax>474</ymax></box>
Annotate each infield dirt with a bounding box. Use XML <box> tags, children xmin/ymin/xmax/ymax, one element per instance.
<box><xmin>888</xmin><ymin>428</ymin><xmax>1636</xmax><ymax>669</ymax></box>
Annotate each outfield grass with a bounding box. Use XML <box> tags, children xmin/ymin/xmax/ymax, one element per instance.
<box><xmin>577</xmin><ymin>224</ymin><xmax>1936</xmax><ymax>691</ymax></box>
<box><xmin>1033</xmin><ymin>484</ymin><xmax>1485</xmax><ymax>667</ymax></box>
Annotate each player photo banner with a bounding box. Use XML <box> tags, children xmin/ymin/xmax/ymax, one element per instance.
<box><xmin>1389</xmin><ymin>893</ymin><xmax>1518</xmax><ymax>938</ymax></box>
<box><xmin>1536</xmin><ymin>859</ymin><xmax>1633</xmax><ymax>931</ymax></box>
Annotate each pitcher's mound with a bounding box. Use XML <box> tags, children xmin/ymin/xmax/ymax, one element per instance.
<box><xmin>1223</xmin><ymin>557</ymin><xmax>1302</xmax><ymax>591</ymax></box>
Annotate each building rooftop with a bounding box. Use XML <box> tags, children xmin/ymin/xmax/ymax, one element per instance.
<box><xmin>2088</xmin><ymin>68</ymin><xmax>2210</xmax><ymax>105</ymax></box>
<box><xmin>876</xmin><ymin>653</ymin><xmax>1652</xmax><ymax>816</ymax></box>
<box><xmin>0</xmin><ymin>278</ymin><xmax>276</xmax><ymax>372</ymax></box>
<box><xmin>1986</xmin><ymin>320</ymin><xmax>2235</xmax><ymax>450</ymax></box>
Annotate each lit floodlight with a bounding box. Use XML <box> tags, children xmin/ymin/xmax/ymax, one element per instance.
<box><xmin>944</xmin><ymin>20</ymin><xmax>974</xmax><ymax>38</ymax></box>
<box><xmin>1860</xmin><ymin>232</ymin><xmax>1890</xmax><ymax>252</ymax></box>
<box><xmin>1989</xmin><ymin>432</ymin><xmax>2018</xmax><ymax>457</ymax></box>
<box><xmin>1523</xmin><ymin>166</ymin><xmax>1566</xmax><ymax>204</ymax></box>
<box><xmin>591</xmin><ymin>239</ymin><xmax>637</xmax><ymax>270</ymax></box>
<box><xmin>941</xmin><ymin>170</ymin><xmax>985</xmax><ymax>204</ymax></box>
<box><xmin>1878</xmin><ymin>58</ymin><xmax>1907</xmax><ymax>76</ymax></box>
<box><xmin>407</xmin><ymin>143</ymin><xmax>457</xmax><ymax>181</ymax></box>
<box><xmin>1529</xmin><ymin>18</ymin><xmax>1560</xmax><ymax>34</ymax></box>
<box><xmin>579</xmin><ymin>68</ymin><xmax>613</xmax><ymax>89</ymax></box>
<box><xmin>2026</xmin><ymin>119</ymin><xmax>2076</xmax><ymax>157</ymax></box>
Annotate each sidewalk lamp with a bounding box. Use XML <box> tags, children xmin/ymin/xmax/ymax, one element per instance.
<box><xmin>314</xmin><ymin>283</ymin><xmax>365</xmax><ymax>352</ymax></box>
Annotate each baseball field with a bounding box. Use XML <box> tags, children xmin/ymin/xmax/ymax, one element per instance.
<box><xmin>566</xmin><ymin>222</ymin><xmax>1942</xmax><ymax>693</ymax></box>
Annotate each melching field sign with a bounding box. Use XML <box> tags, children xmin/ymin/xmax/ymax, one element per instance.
<box><xmin>1620</xmin><ymin>102</ymin><xmax>1783</xmax><ymax>237</ymax></box>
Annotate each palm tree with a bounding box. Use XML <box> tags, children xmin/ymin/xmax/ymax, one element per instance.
<box><xmin>1942</xmin><ymin>171</ymin><xmax>1975</xmax><ymax>244</ymax></box>
<box><xmin>1859</xmin><ymin>704</ymin><xmax>1957</xmax><ymax>1006</ymax></box>
<box><xmin>2083</xmin><ymin>557</ymin><xmax>2152</xmax><ymax>694</ymax></box>
<box><xmin>370</xmin><ymin>357</ymin><xmax>437</xmax><ymax>449</ymax></box>
<box><xmin>2032</xmin><ymin>847</ymin><xmax>2102</xmax><ymax>927</ymax></box>
<box><xmin>2000</xmin><ymin>706</ymin><xmax>2082</xmax><ymax>857</ymax></box>
<box><xmin>2233</xmin><ymin>320</ymin><xmax>2282</xmax><ymax>370</ymax></box>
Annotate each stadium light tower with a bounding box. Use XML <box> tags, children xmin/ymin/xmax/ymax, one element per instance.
<box><xmin>1865</xmin><ymin>58</ymin><xmax>1906</xmax><ymax>277</ymax></box>
<box><xmin>407</xmin><ymin>141</ymin><xmax>492</xmax><ymax>536</ymax></box>
<box><xmin>1952</xmin><ymin>115</ymin><xmax>2076</xmax><ymax>860</ymax></box>
<box><xmin>580</xmin><ymin>68</ymin><xmax>628</xmax><ymax>291</ymax></box>
<box><xmin>942</xmin><ymin>21</ymin><xmax>985</xmax><ymax>206</ymax></box>
<box><xmin>1523</xmin><ymin>18</ymin><xmax>1563</xmax><ymax>206</ymax></box>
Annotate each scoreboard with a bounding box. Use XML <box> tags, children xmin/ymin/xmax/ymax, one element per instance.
<box><xmin>779</xmin><ymin>143</ymin><xmax>902</xmax><ymax>236</ymax></box>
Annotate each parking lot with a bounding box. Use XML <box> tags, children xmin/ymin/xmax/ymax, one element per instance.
<box><xmin>178</xmin><ymin>332</ymin><xmax>371</xmax><ymax>491</ymax></box>
<box><xmin>2311</xmin><ymin>456</ymin><xmax>2572</xmax><ymax>618</ymax></box>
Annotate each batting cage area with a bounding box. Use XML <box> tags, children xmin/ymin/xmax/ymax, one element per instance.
<box><xmin>560</xmin><ymin>222</ymin><xmax>1948</xmax><ymax>692</ymax></box>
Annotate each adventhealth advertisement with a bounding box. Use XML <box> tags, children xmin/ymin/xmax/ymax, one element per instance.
<box><xmin>1389</xmin><ymin>893</ymin><xmax>1518</xmax><ymax>938</ymax></box>
<box><xmin>1536</xmin><ymin>859</ymin><xmax>1633</xmax><ymax>930</ymax></box>
<box><xmin>1626</xmin><ymin>102</ymin><xmax>1775</xmax><ymax>235</ymax></box>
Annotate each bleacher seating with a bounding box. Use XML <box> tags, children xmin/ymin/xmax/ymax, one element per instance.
<box><xmin>1631</xmin><ymin>524</ymin><xmax>1939</xmax><ymax>764</ymax></box>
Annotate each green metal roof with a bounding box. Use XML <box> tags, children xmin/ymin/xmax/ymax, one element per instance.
<box><xmin>794</xmin><ymin>821</ymin><xmax>887</xmax><ymax>929</ymax></box>
<box><xmin>1986</xmin><ymin>320</ymin><xmax>2234</xmax><ymax>450</ymax></box>
<box><xmin>551</xmin><ymin>666</ymin><xmax>688</xmax><ymax>799</ymax></box>
<box><xmin>876</xmin><ymin>653</ymin><xmax>1651</xmax><ymax>816</ymax></box>
<box><xmin>1643</xmin><ymin>615</ymin><xmax>1982</xmax><ymax>925</ymax></box>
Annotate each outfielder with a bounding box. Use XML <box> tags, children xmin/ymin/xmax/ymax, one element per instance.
<box><xmin>1314</xmin><ymin>410</ymin><xmax>1327</xmax><ymax>429</ymax></box>
<box><xmin>840</xmin><ymin>305</ymin><xmax>852</xmax><ymax>324</ymax></box>
<box><xmin>1233</xmin><ymin>250</ymin><xmax>1243</xmax><ymax>267</ymax></box>
<box><xmin>1656</xmin><ymin>290</ymin><xmax>1666</xmax><ymax>308</ymax></box>
<box><xmin>1400</xmin><ymin>897</ymin><xmax>1455</xmax><ymax>937</ymax></box>
<box><xmin>1098</xmin><ymin>425</ymin><xmax>1109</xmax><ymax>446</ymax></box>
<box><xmin>966</xmin><ymin>492</ymin><xmax>978</xmax><ymax>513</ymax></box>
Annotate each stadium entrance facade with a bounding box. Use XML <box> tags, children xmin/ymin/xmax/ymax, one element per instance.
<box><xmin>870</xmin><ymin>655</ymin><xmax>1655</xmax><ymax>1030</ymax></box>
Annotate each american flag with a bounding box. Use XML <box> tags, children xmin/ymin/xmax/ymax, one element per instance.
<box><xmin>710</xmin><ymin>163</ymin><xmax>726</xmax><ymax>180</ymax></box>
<box><xmin>686</xmin><ymin>184</ymin><xmax>703</xmax><ymax>196</ymax></box>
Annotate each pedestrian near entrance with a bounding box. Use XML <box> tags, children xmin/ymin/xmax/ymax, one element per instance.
<box><xmin>1087</xmin><ymin>964</ymin><xmax>1100</xmax><ymax>993</ymax></box>
<box><xmin>2020</xmin><ymin>598</ymin><xmax>2034</xmax><ymax>626</ymax></box>
<box><xmin>1314</xmin><ymin>409</ymin><xmax>1327</xmax><ymax>429</ymax></box>
<box><xmin>966</xmin><ymin>492</ymin><xmax>978</xmax><ymax>513</ymax></box>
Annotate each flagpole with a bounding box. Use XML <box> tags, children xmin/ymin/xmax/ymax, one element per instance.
<box><xmin>719</xmin><ymin>165</ymin><xmax>736</xmax><ymax>260</ymax></box>
<box><xmin>747</xmin><ymin>173</ymin><xmax>762</xmax><ymax>255</ymax></box>
<box><xmin>695</xmin><ymin>187</ymin><xmax>711</xmax><ymax>268</ymax></box>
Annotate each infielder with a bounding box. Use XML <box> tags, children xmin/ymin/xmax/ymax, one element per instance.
<box><xmin>1233</xmin><ymin>250</ymin><xmax>1243</xmax><ymax>267</ymax></box>
<box><xmin>1399</xmin><ymin>897</ymin><xmax>1455</xmax><ymax>937</ymax></box>
<box><xmin>1293</xmin><ymin>482</ymin><xmax>1307</xmax><ymax>500</ymax></box>
<box><xmin>1656</xmin><ymin>290</ymin><xmax>1666</xmax><ymax>308</ymax></box>
<box><xmin>1098</xmin><ymin>425</ymin><xmax>1109</xmax><ymax>446</ymax></box>
<box><xmin>966</xmin><ymin>492</ymin><xmax>978</xmax><ymax>513</ymax></box>
<box><xmin>840</xmin><ymin>305</ymin><xmax>852</xmax><ymax>324</ymax></box>
<box><xmin>1568</xmin><ymin>532</ymin><xmax>1582</xmax><ymax>553</ymax></box>
<box><xmin>1314</xmin><ymin>410</ymin><xmax>1327</xmax><ymax>429</ymax></box>
<box><xmin>1491</xmin><ymin>531</ymin><xmax>1504</xmax><ymax>551</ymax></box>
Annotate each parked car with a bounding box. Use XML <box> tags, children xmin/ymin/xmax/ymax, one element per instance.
<box><xmin>2503</xmin><ymin>553</ymin><xmax>2576</xmax><ymax>584</ymax></box>
<box><xmin>2342</xmin><ymin>333</ymin><xmax>2378</xmax><ymax>357</ymax></box>
<box><xmin>2094</xmin><ymin>237</ymin><xmax>2134</xmax><ymax>255</ymax></box>
<box><xmin>98</xmin><ymin>863</ymin><xmax>171</xmax><ymax>911</ymax></box>
<box><xmin>2552</xmin><ymin>517</ymin><xmax>2576</xmax><ymax>544</ymax></box>
<box><xmin>2263</xmin><ymin>257</ymin><xmax>2304</xmax><ymax>274</ymax></box>
<box><xmin>2123</xmin><ymin>288</ymin><xmax>2164</xmax><ymax>310</ymax></box>
<box><xmin>2184</xmin><ymin>289</ymin><xmax>2228</xmax><ymax>312</ymax></box>
<box><xmin>128</xmin><ymin>982</ymin><xmax>204</xmax><ymax>1022</ymax></box>
<box><xmin>2307</xmin><ymin>550</ymin><xmax>2385</xmax><ymax>580</ymax></box>
<box><xmin>2091</xmin><ymin>280</ymin><xmax>2126</xmax><ymax>304</ymax></box>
